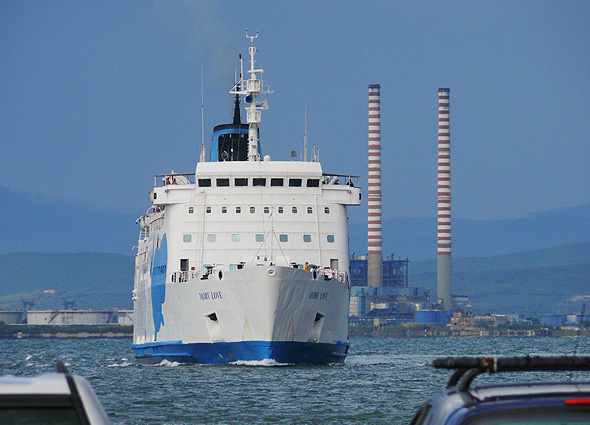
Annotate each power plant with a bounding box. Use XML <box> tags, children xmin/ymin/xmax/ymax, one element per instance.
<box><xmin>349</xmin><ymin>85</ymin><xmax>467</xmax><ymax>325</ymax></box>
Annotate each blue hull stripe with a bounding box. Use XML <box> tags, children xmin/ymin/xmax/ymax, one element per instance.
<box><xmin>132</xmin><ymin>340</ymin><xmax>349</xmax><ymax>365</ymax></box>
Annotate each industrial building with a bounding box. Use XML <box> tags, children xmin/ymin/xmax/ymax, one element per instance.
<box><xmin>0</xmin><ymin>310</ymin><xmax>134</xmax><ymax>326</ymax></box>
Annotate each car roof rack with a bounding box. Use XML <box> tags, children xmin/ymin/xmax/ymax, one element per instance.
<box><xmin>433</xmin><ymin>356</ymin><xmax>590</xmax><ymax>392</ymax></box>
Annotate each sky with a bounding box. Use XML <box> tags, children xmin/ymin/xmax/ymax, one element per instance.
<box><xmin>1</xmin><ymin>1</ymin><xmax>589</xmax><ymax>225</ymax></box>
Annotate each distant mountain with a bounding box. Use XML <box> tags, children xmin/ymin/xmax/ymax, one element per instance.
<box><xmin>2</xmin><ymin>183</ymin><xmax>589</xmax><ymax>261</ymax></box>
<box><xmin>349</xmin><ymin>204</ymin><xmax>590</xmax><ymax>260</ymax></box>
<box><xmin>0</xmin><ymin>185</ymin><xmax>138</xmax><ymax>254</ymax></box>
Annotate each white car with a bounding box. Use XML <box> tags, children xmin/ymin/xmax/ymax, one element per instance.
<box><xmin>0</xmin><ymin>361</ymin><xmax>110</xmax><ymax>424</ymax></box>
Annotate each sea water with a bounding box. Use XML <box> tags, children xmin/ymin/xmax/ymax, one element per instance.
<box><xmin>2</xmin><ymin>337</ymin><xmax>589</xmax><ymax>424</ymax></box>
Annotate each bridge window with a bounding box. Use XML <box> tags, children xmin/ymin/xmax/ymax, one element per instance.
<box><xmin>327</xmin><ymin>235</ymin><xmax>335</xmax><ymax>243</ymax></box>
<box><xmin>271</xmin><ymin>178</ymin><xmax>284</xmax><ymax>186</ymax></box>
<box><xmin>279</xmin><ymin>234</ymin><xmax>288</xmax><ymax>242</ymax></box>
<box><xmin>231</xmin><ymin>234</ymin><xmax>240</xmax><ymax>242</ymax></box>
<box><xmin>289</xmin><ymin>178</ymin><xmax>302</xmax><ymax>187</ymax></box>
<box><xmin>216</xmin><ymin>178</ymin><xmax>229</xmax><ymax>187</ymax></box>
<box><xmin>253</xmin><ymin>178</ymin><xmax>266</xmax><ymax>186</ymax></box>
<box><xmin>229</xmin><ymin>264</ymin><xmax>238</xmax><ymax>270</ymax></box>
<box><xmin>303</xmin><ymin>234</ymin><xmax>311</xmax><ymax>243</ymax></box>
<box><xmin>235</xmin><ymin>178</ymin><xmax>248</xmax><ymax>186</ymax></box>
<box><xmin>207</xmin><ymin>234</ymin><xmax>216</xmax><ymax>242</ymax></box>
<box><xmin>307</xmin><ymin>179</ymin><xmax>320</xmax><ymax>187</ymax></box>
<box><xmin>198</xmin><ymin>178</ymin><xmax>211</xmax><ymax>187</ymax></box>
<box><xmin>255</xmin><ymin>234</ymin><xmax>264</xmax><ymax>242</ymax></box>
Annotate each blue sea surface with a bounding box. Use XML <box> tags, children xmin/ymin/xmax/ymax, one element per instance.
<box><xmin>2</xmin><ymin>337</ymin><xmax>589</xmax><ymax>424</ymax></box>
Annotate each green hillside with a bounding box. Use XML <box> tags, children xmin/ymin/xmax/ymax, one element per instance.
<box><xmin>0</xmin><ymin>253</ymin><xmax>134</xmax><ymax>310</ymax></box>
<box><xmin>410</xmin><ymin>242</ymin><xmax>590</xmax><ymax>314</ymax></box>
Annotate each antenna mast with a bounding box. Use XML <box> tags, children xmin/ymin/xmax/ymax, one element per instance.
<box><xmin>304</xmin><ymin>105</ymin><xmax>308</xmax><ymax>162</ymax></box>
<box><xmin>199</xmin><ymin>64</ymin><xmax>206</xmax><ymax>162</ymax></box>
<box><xmin>230</xmin><ymin>30</ymin><xmax>273</xmax><ymax>162</ymax></box>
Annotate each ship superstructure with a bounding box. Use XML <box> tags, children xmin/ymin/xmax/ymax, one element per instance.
<box><xmin>132</xmin><ymin>33</ymin><xmax>361</xmax><ymax>364</ymax></box>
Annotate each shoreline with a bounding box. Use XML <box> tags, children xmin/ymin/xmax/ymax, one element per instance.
<box><xmin>2</xmin><ymin>323</ymin><xmax>588</xmax><ymax>339</ymax></box>
<box><xmin>0</xmin><ymin>324</ymin><xmax>133</xmax><ymax>339</ymax></box>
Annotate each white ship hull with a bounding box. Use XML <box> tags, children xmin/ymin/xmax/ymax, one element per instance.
<box><xmin>133</xmin><ymin>266</ymin><xmax>350</xmax><ymax>364</ymax></box>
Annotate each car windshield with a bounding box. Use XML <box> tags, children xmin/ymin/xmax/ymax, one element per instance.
<box><xmin>464</xmin><ymin>408</ymin><xmax>590</xmax><ymax>425</ymax></box>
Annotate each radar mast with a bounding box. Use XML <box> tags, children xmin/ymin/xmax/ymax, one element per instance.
<box><xmin>230</xmin><ymin>30</ymin><xmax>273</xmax><ymax>161</ymax></box>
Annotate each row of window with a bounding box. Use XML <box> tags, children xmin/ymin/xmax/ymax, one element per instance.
<box><xmin>198</xmin><ymin>177</ymin><xmax>320</xmax><ymax>188</ymax></box>
<box><xmin>188</xmin><ymin>206</ymin><xmax>331</xmax><ymax>215</ymax></box>
<box><xmin>183</xmin><ymin>234</ymin><xmax>336</xmax><ymax>243</ymax></box>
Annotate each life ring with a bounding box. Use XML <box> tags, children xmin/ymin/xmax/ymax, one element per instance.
<box><xmin>267</xmin><ymin>268</ymin><xmax>276</xmax><ymax>277</ymax></box>
<box><xmin>312</xmin><ymin>270</ymin><xmax>317</xmax><ymax>280</ymax></box>
<box><xmin>218</xmin><ymin>270</ymin><xmax>223</xmax><ymax>280</ymax></box>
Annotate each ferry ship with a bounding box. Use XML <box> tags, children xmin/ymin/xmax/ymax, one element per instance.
<box><xmin>132</xmin><ymin>33</ymin><xmax>361</xmax><ymax>364</ymax></box>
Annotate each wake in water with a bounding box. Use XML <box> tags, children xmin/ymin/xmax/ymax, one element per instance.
<box><xmin>229</xmin><ymin>359</ymin><xmax>291</xmax><ymax>367</ymax></box>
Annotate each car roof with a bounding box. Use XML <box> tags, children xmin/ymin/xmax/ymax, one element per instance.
<box><xmin>471</xmin><ymin>382</ymin><xmax>590</xmax><ymax>401</ymax></box>
<box><xmin>0</xmin><ymin>363</ymin><xmax>111</xmax><ymax>425</ymax></box>
<box><xmin>0</xmin><ymin>373</ymin><xmax>71</xmax><ymax>395</ymax></box>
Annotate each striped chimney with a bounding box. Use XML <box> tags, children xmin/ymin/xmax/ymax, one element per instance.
<box><xmin>437</xmin><ymin>88</ymin><xmax>452</xmax><ymax>310</ymax></box>
<box><xmin>367</xmin><ymin>84</ymin><xmax>382</xmax><ymax>288</ymax></box>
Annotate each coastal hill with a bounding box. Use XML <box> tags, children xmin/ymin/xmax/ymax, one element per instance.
<box><xmin>410</xmin><ymin>242</ymin><xmax>590</xmax><ymax>315</ymax></box>
<box><xmin>0</xmin><ymin>242</ymin><xmax>588</xmax><ymax>315</ymax></box>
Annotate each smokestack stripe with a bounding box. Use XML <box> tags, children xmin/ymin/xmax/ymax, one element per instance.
<box><xmin>437</xmin><ymin>88</ymin><xmax>451</xmax><ymax>256</ymax></box>
<box><xmin>367</xmin><ymin>84</ymin><xmax>383</xmax><ymax>286</ymax></box>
